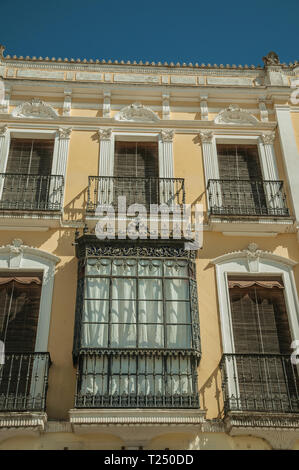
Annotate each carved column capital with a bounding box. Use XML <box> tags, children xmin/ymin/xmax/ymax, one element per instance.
<box><xmin>97</xmin><ymin>128</ymin><xmax>112</xmax><ymax>141</ymax></box>
<box><xmin>57</xmin><ymin>127</ymin><xmax>72</xmax><ymax>139</ymax></box>
<box><xmin>160</xmin><ymin>129</ymin><xmax>175</xmax><ymax>142</ymax></box>
<box><xmin>199</xmin><ymin>130</ymin><xmax>213</xmax><ymax>143</ymax></box>
<box><xmin>261</xmin><ymin>132</ymin><xmax>276</xmax><ymax>145</ymax></box>
<box><xmin>0</xmin><ymin>124</ymin><xmax>8</xmax><ymax>137</ymax></box>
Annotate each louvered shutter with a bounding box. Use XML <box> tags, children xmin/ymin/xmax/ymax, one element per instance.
<box><xmin>217</xmin><ymin>144</ymin><xmax>267</xmax><ymax>215</ymax></box>
<box><xmin>2</xmin><ymin>139</ymin><xmax>54</xmax><ymax>210</ymax></box>
<box><xmin>228</xmin><ymin>278</ymin><xmax>297</xmax><ymax>411</ymax></box>
<box><xmin>114</xmin><ymin>142</ymin><xmax>159</xmax><ymax>207</ymax></box>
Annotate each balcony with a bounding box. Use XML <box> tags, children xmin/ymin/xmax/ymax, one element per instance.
<box><xmin>0</xmin><ymin>174</ymin><xmax>64</xmax><ymax>230</ymax></box>
<box><xmin>220</xmin><ymin>353</ymin><xmax>299</xmax><ymax>414</ymax></box>
<box><xmin>86</xmin><ymin>176</ymin><xmax>185</xmax><ymax>213</ymax></box>
<box><xmin>74</xmin><ymin>350</ymin><xmax>199</xmax><ymax>409</ymax></box>
<box><xmin>207</xmin><ymin>179</ymin><xmax>293</xmax><ymax>235</ymax></box>
<box><xmin>0</xmin><ymin>352</ymin><xmax>51</xmax><ymax>412</ymax></box>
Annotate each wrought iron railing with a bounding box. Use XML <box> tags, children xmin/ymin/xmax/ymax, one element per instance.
<box><xmin>75</xmin><ymin>350</ymin><xmax>199</xmax><ymax>408</ymax></box>
<box><xmin>0</xmin><ymin>174</ymin><xmax>64</xmax><ymax>211</ymax></box>
<box><xmin>0</xmin><ymin>352</ymin><xmax>51</xmax><ymax>412</ymax></box>
<box><xmin>220</xmin><ymin>353</ymin><xmax>299</xmax><ymax>414</ymax></box>
<box><xmin>207</xmin><ymin>179</ymin><xmax>289</xmax><ymax>217</ymax></box>
<box><xmin>87</xmin><ymin>176</ymin><xmax>185</xmax><ymax>212</ymax></box>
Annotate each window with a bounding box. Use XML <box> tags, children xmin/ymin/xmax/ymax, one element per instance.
<box><xmin>223</xmin><ymin>276</ymin><xmax>299</xmax><ymax>412</ymax></box>
<box><xmin>0</xmin><ymin>272</ymin><xmax>50</xmax><ymax>411</ymax></box>
<box><xmin>73</xmin><ymin>242</ymin><xmax>200</xmax><ymax>408</ymax></box>
<box><xmin>0</xmin><ymin>137</ymin><xmax>64</xmax><ymax>211</ymax></box>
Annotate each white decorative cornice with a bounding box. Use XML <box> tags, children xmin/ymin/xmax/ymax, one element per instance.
<box><xmin>103</xmin><ymin>91</ymin><xmax>111</xmax><ymax>118</ymax></box>
<box><xmin>199</xmin><ymin>95</ymin><xmax>209</xmax><ymax>121</ymax></box>
<box><xmin>114</xmin><ymin>102</ymin><xmax>160</xmax><ymax>122</ymax></box>
<box><xmin>57</xmin><ymin>127</ymin><xmax>72</xmax><ymax>139</ymax></box>
<box><xmin>0</xmin><ymin>239</ymin><xmax>60</xmax><ymax>268</ymax></box>
<box><xmin>198</xmin><ymin>130</ymin><xmax>214</xmax><ymax>143</ymax></box>
<box><xmin>160</xmin><ymin>129</ymin><xmax>175</xmax><ymax>142</ymax></box>
<box><xmin>11</xmin><ymin>98</ymin><xmax>59</xmax><ymax>119</ymax></box>
<box><xmin>261</xmin><ymin>131</ymin><xmax>276</xmax><ymax>145</ymax></box>
<box><xmin>211</xmin><ymin>243</ymin><xmax>297</xmax><ymax>272</ymax></box>
<box><xmin>62</xmin><ymin>89</ymin><xmax>72</xmax><ymax>117</ymax></box>
<box><xmin>214</xmin><ymin>104</ymin><xmax>259</xmax><ymax>125</ymax></box>
<box><xmin>97</xmin><ymin>128</ymin><xmax>112</xmax><ymax>141</ymax></box>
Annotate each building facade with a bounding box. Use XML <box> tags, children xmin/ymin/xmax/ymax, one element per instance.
<box><xmin>0</xmin><ymin>45</ymin><xmax>298</xmax><ymax>450</ymax></box>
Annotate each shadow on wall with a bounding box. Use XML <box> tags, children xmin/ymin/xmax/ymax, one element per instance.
<box><xmin>199</xmin><ymin>364</ymin><xmax>224</xmax><ymax>419</ymax></box>
<box><xmin>63</xmin><ymin>186</ymin><xmax>88</xmax><ymax>223</ymax></box>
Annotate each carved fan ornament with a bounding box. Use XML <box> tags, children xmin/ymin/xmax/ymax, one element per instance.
<box><xmin>114</xmin><ymin>102</ymin><xmax>160</xmax><ymax>122</ymax></box>
<box><xmin>214</xmin><ymin>105</ymin><xmax>259</xmax><ymax>125</ymax></box>
<box><xmin>12</xmin><ymin>98</ymin><xmax>59</xmax><ymax>119</ymax></box>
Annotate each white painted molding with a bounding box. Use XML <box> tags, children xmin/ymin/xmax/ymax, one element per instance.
<box><xmin>103</xmin><ymin>91</ymin><xmax>111</xmax><ymax>118</ymax></box>
<box><xmin>159</xmin><ymin>129</ymin><xmax>174</xmax><ymax>179</ymax></box>
<box><xmin>275</xmin><ymin>105</ymin><xmax>299</xmax><ymax>223</ymax></box>
<box><xmin>98</xmin><ymin>128</ymin><xmax>113</xmax><ymax>177</ymax></box>
<box><xmin>162</xmin><ymin>93</ymin><xmax>170</xmax><ymax>120</ymax></box>
<box><xmin>62</xmin><ymin>89</ymin><xmax>72</xmax><ymax>117</ymax></box>
<box><xmin>0</xmin><ymin>239</ymin><xmax>60</xmax><ymax>352</ymax></box>
<box><xmin>114</xmin><ymin>102</ymin><xmax>160</xmax><ymax>122</ymax></box>
<box><xmin>12</xmin><ymin>98</ymin><xmax>59</xmax><ymax>119</ymax></box>
<box><xmin>258</xmin><ymin>97</ymin><xmax>269</xmax><ymax>122</ymax></box>
<box><xmin>0</xmin><ymin>83</ymin><xmax>10</xmax><ymax>113</ymax></box>
<box><xmin>198</xmin><ymin>131</ymin><xmax>216</xmax><ymax>203</ymax></box>
<box><xmin>199</xmin><ymin>95</ymin><xmax>209</xmax><ymax>121</ymax></box>
<box><xmin>211</xmin><ymin>242</ymin><xmax>299</xmax><ymax>404</ymax></box>
<box><xmin>53</xmin><ymin>128</ymin><xmax>72</xmax><ymax>188</ymax></box>
<box><xmin>214</xmin><ymin>105</ymin><xmax>259</xmax><ymax>125</ymax></box>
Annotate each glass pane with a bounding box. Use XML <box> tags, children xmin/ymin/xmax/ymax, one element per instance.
<box><xmin>111</xmin><ymin>300</ymin><xmax>136</xmax><ymax>323</ymax></box>
<box><xmin>110</xmin><ymin>324</ymin><xmax>137</xmax><ymax>348</ymax></box>
<box><xmin>81</xmin><ymin>323</ymin><xmax>108</xmax><ymax>347</ymax></box>
<box><xmin>139</xmin><ymin>279</ymin><xmax>162</xmax><ymax>299</ymax></box>
<box><xmin>164</xmin><ymin>260</ymin><xmax>188</xmax><ymax>277</ymax></box>
<box><xmin>166</xmin><ymin>325</ymin><xmax>192</xmax><ymax>348</ymax></box>
<box><xmin>86</xmin><ymin>258</ymin><xmax>111</xmax><ymax>275</ymax></box>
<box><xmin>164</xmin><ymin>279</ymin><xmax>189</xmax><ymax>300</ymax></box>
<box><xmin>80</xmin><ymin>356</ymin><xmax>108</xmax><ymax>395</ymax></box>
<box><xmin>112</xmin><ymin>278</ymin><xmax>136</xmax><ymax>299</ymax></box>
<box><xmin>165</xmin><ymin>301</ymin><xmax>190</xmax><ymax>323</ymax></box>
<box><xmin>112</xmin><ymin>259</ymin><xmax>137</xmax><ymax>276</ymax></box>
<box><xmin>83</xmin><ymin>300</ymin><xmax>109</xmax><ymax>323</ymax></box>
<box><xmin>138</xmin><ymin>260</ymin><xmax>162</xmax><ymax>277</ymax></box>
<box><xmin>139</xmin><ymin>301</ymin><xmax>163</xmax><ymax>323</ymax></box>
<box><xmin>85</xmin><ymin>277</ymin><xmax>110</xmax><ymax>299</ymax></box>
<box><xmin>138</xmin><ymin>324</ymin><xmax>164</xmax><ymax>348</ymax></box>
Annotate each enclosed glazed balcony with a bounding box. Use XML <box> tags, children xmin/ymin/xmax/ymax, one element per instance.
<box><xmin>75</xmin><ymin>350</ymin><xmax>199</xmax><ymax>409</ymax></box>
<box><xmin>86</xmin><ymin>176</ymin><xmax>185</xmax><ymax>212</ymax></box>
<box><xmin>0</xmin><ymin>352</ymin><xmax>51</xmax><ymax>412</ymax></box>
<box><xmin>0</xmin><ymin>174</ymin><xmax>64</xmax><ymax>212</ymax></box>
<box><xmin>207</xmin><ymin>179</ymin><xmax>289</xmax><ymax>218</ymax></box>
<box><xmin>220</xmin><ymin>353</ymin><xmax>299</xmax><ymax>414</ymax></box>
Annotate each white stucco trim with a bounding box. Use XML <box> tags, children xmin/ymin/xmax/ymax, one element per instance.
<box><xmin>0</xmin><ymin>239</ymin><xmax>60</xmax><ymax>352</ymax></box>
<box><xmin>211</xmin><ymin>244</ymin><xmax>299</xmax><ymax>401</ymax></box>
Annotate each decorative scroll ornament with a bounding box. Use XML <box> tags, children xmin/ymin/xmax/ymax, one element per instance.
<box><xmin>5</xmin><ymin>239</ymin><xmax>24</xmax><ymax>269</ymax></box>
<box><xmin>12</xmin><ymin>98</ymin><xmax>59</xmax><ymax>119</ymax></box>
<box><xmin>0</xmin><ymin>124</ymin><xmax>8</xmax><ymax>136</ymax></box>
<box><xmin>114</xmin><ymin>102</ymin><xmax>160</xmax><ymax>122</ymax></box>
<box><xmin>214</xmin><ymin>105</ymin><xmax>259</xmax><ymax>125</ymax></box>
<box><xmin>160</xmin><ymin>129</ymin><xmax>175</xmax><ymax>142</ymax></box>
<box><xmin>97</xmin><ymin>128</ymin><xmax>112</xmax><ymax>141</ymax></box>
<box><xmin>57</xmin><ymin>127</ymin><xmax>72</xmax><ymax>139</ymax></box>
<box><xmin>198</xmin><ymin>130</ymin><xmax>213</xmax><ymax>143</ymax></box>
<box><xmin>262</xmin><ymin>51</ymin><xmax>280</xmax><ymax>66</ymax></box>
<box><xmin>261</xmin><ymin>132</ymin><xmax>276</xmax><ymax>145</ymax></box>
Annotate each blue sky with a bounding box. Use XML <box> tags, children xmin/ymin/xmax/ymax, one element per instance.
<box><xmin>1</xmin><ymin>0</ymin><xmax>298</xmax><ymax>66</ymax></box>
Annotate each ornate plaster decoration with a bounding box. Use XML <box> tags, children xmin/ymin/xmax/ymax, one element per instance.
<box><xmin>57</xmin><ymin>127</ymin><xmax>72</xmax><ymax>139</ymax></box>
<box><xmin>214</xmin><ymin>105</ymin><xmax>259</xmax><ymax>125</ymax></box>
<box><xmin>211</xmin><ymin>243</ymin><xmax>297</xmax><ymax>273</ymax></box>
<box><xmin>12</xmin><ymin>98</ymin><xmax>59</xmax><ymax>119</ymax></box>
<box><xmin>262</xmin><ymin>51</ymin><xmax>280</xmax><ymax>66</ymax></box>
<box><xmin>114</xmin><ymin>102</ymin><xmax>160</xmax><ymax>122</ymax></box>
<box><xmin>198</xmin><ymin>130</ymin><xmax>214</xmax><ymax>143</ymax></box>
<box><xmin>0</xmin><ymin>124</ymin><xmax>8</xmax><ymax>136</ymax></box>
<box><xmin>160</xmin><ymin>129</ymin><xmax>175</xmax><ymax>142</ymax></box>
<box><xmin>62</xmin><ymin>89</ymin><xmax>72</xmax><ymax>117</ymax></box>
<box><xmin>97</xmin><ymin>128</ymin><xmax>112</xmax><ymax>141</ymax></box>
<box><xmin>261</xmin><ymin>132</ymin><xmax>276</xmax><ymax>145</ymax></box>
<box><xmin>0</xmin><ymin>44</ymin><xmax>5</xmax><ymax>59</ymax></box>
<box><xmin>0</xmin><ymin>239</ymin><xmax>60</xmax><ymax>270</ymax></box>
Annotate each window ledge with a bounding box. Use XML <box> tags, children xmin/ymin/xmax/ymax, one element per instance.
<box><xmin>0</xmin><ymin>411</ymin><xmax>47</xmax><ymax>437</ymax></box>
<box><xmin>208</xmin><ymin>215</ymin><xmax>294</xmax><ymax>235</ymax></box>
<box><xmin>224</xmin><ymin>411</ymin><xmax>299</xmax><ymax>449</ymax></box>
